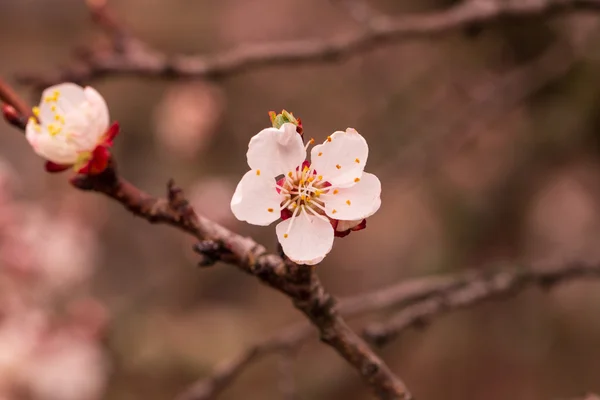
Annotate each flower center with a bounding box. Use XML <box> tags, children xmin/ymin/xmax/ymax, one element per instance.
<box><xmin>275</xmin><ymin>163</ymin><xmax>334</xmax><ymax>238</ymax></box>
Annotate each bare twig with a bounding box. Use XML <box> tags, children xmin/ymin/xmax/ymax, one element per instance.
<box><xmin>0</xmin><ymin>82</ymin><xmax>411</xmax><ymax>400</ymax></box>
<box><xmin>17</xmin><ymin>0</ymin><xmax>600</xmax><ymax>88</ymax></box>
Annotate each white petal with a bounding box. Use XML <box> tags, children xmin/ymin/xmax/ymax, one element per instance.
<box><xmin>83</xmin><ymin>86</ymin><xmax>110</xmax><ymax>139</ymax></box>
<box><xmin>276</xmin><ymin>210</ymin><xmax>334</xmax><ymax>265</ymax></box>
<box><xmin>26</xmin><ymin>129</ymin><xmax>80</xmax><ymax>164</ymax></box>
<box><xmin>323</xmin><ymin>172</ymin><xmax>381</xmax><ymax>220</ymax></box>
<box><xmin>310</xmin><ymin>128</ymin><xmax>368</xmax><ymax>187</ymax></box>
<box><xmin>247</xmin><ymin>123</ymin><xmax>305</xmax><ymax>175</ymax></box>
<box><xmin>39</xmin><ymin>83</ymin><xmax>86</xmax><ymax>122</ymax></box>
<box><xmin>231</xmin><ymin>170</ymin><xmax>286</xmax><ymax>226</ymax></box>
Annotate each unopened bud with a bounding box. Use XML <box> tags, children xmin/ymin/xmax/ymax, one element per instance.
<box><xmin>269</xmin><ymin>109</ymin><xmax>303</xmax><ymax>136</ymax></box>
<box><xmin>2</xmin><ymin>105</ymin><xmax>26</xmax><ymax>130</ymax></box>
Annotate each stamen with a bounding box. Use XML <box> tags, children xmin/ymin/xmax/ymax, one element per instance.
<box><xmin>285</xmin><ymin>205</ymin><xmax>301</xmax><ymax>235</ymax></box>
<box><xmin>275</xmin><ymin>184</ymin><xmax>289</xmax><ymax>194</ymax></box>
<box><xmin>32</xmin><ymin>107</ymin><xmax>40</xmax><ymax>117</ymax></box>
<box><xmin>256</xmin><ymin>170</ymin><xmax>261</xmax><ymax>176</ymax></box>
<box><xmin>332</xmin><ymin>209</ymin><xmax>337</xmax><ymax>214</ymax></box>
<box><xmin>346</xmin><ymin>200</ymin><xmax>351</xmax><ymax>205</ymax></box>
<box><xmin>304</xmin><ymin>138</ymin><xmax>314</xmax><ymax>151</ymax></box>
<box><xmin>354</xmin><ymin>177</ymin><xmax>360</xmax><ymax>182</ymax></box>
<box><xmin>336</xmin><ymin>164</ymin><xmax>341</xmax><ymax>169</ymax></box>
<box><xmin>309</xmin><ymin>199</ymin><xmax>327</xmax><ymax>213</ymax></box>
<box><xmin>333</xmin><ymin>189</ymin><xmax>339</xmax><ymax>195</ymax></box>
<box><xmin>355</xmin><ymin>158</ymin><xmax>360</xmax><ymax>163</ymax></box>
<box><xmin>327</xmin><ymin>136</ymin><xmax>332</xmax><ymax>142</ymax></box>
<box><xmin>280</xmin><ymin>199</ymin><xmax>293</xmax><ymax>210</ymax></box>
<box><xmin>318</xmin><ymin>152</ymin><xmax>323</xmax><ymax>157</ymax></box>
<box><xmin>305</xmin><ymin>205</ymin><xmax>329</xmax><ymax>222</ymax></box>
<box><xmin>267</xmin><ymin>208</ymin><xmax>274</xmax><ymax>212</ymax></box>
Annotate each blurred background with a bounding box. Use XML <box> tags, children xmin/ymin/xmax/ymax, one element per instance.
<box><xmin>2</xmin><ymin>0</ymin><xmax>600</xmax><ymax>399</ymax></box>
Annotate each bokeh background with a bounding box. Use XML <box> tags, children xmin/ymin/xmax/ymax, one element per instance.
<box><xmin>1</xmin><ymin>0</ymin><xmax>600</xmax><ymax>399</ymax></box>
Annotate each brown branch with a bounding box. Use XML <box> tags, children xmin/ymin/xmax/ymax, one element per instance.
<box><xmin>0</xmin><ymin>81</ymin><xmax>411</xmax><ymax>400</ymax></box>
<box><xmin>177</xmin><ymin>262</ymin><xmax>600</xmax><ymax>400</ymax></box>
<box><xmin>16</xmin><ymin>0</ymin><xmax>600</xmax><ymax>88</ymax></box>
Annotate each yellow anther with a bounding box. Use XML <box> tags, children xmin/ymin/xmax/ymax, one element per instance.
<box><xmin>355</xmin><ymin>158</ymin><xmax>360</xmax><ymax>163</ymax></box>
<box><xmin>333</xmin><ymin>189</ymin><xmax>339</xmax><ymax>194</ymax></box>
<box><xmin>284</xmin><ymin>234</ymin><xmax>289</xmax><ymax>238</ymax></box>
<box><xmin>28</xmin><ymin>116</ymin><xmax>36</xmax><ymax>124</ymax></box>
<box><xmin>318</xmin><ymin>152</ymin><xmax>323</xmax><ymax>157</ymax></box>
<box><xmin>288</xmin><ymin>171</ymin><xmax>293</xmax><ymax>178</ymax></box>
<box><xmin>332</xmin><ymin>209</ymin><xmax>337</xmax><ymax>214</ymax></box>
<box><xmin>308</xmin><ymin>176</ymin><xmax>314</xmax><ymax>182</ymax></box>
<box><xmin>336</xmin><ymin>164</ymin><xmax>341</xmax><ymax>169</ymax></box>
<box><xmin>299</xmin><ymin>179</ymin><xmax>305</xmax><ymax>185</ymax></box>
<box><xmin>315</xmin><ymin>190</ymin><xmax>322</xmax><ymax>197</ymax></box>
<box><xmin>303</xmin><ymin>166</ymin><xmax>309</xmax><ymax>173</ymax></box>
<box><xmin>300</xmin><ymin>195</ymin><xmax>306</xmax><ymax>201</ymax></box>
<box><xmin>292</xmin><ymin>203</ymin><xmax>297</xmax><ymax>209</ymax></box>
<box><xmin>346</xmin><ymin>200</ymin><xmax>351</xmax><ymax>205</ymax></box>
<box><xmin>256</xmin><ymin>170</ymin><xmax>261</xmax><ymax>176</ymax></box>
<box><xmin>327</xmin><ymin>136</ymin><xmax>332</xmax><ymax>142</ymax></box>
<box><xmin>354</xmin><ymin>177</ymin><xmax>360</xmax><ymax>182</ymax></box>
<box><xmin>306</xmin><ymin>196</ymin><xmax>311</xmax><ymax>202</ymax></box>
<box><xmin>51</xmin><ymin>105</ymin><xmax>57</xmax><ymax>112</ymax></box>
<box><xmin>32</xmin><ymin>107</ymin><xmax>40</xmax><ymax>117</ymax></box>
<box><xmin>267</xmin><ymin>208</ymin><xmax>274</xmax><ymax>212</ymax></box>
<box><xmin>309</xmin><ymin>138</ymin><xmax>315</xmax><ymax>144</ymax></box>
<box><xmin>318</xmin><ymin>175</ymin><xmax>323</xmax><ymax>180</ymax></box>
<box><xmin>47</xmin><ymin>123</ymin><xmax>62</xmax><ymax>137</ymax></box>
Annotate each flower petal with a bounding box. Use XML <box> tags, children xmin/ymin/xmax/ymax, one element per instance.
<box><xmin>231</xmin><ymin>170</ymin><xmax>286</xmax><ymax>226</ymax></box>
<box><xmin>39</xmin><ymin>83</ymin><xmax>87</xmax><ymax>120</ymax></box>
<box><xmin>276</xmin><ymin>210</ymin><xmax>334</xmax><ymax>265</ymax></box>
<box><xmin>323</xmin><ymin>172</ymin><xmax>381</xmax><ymax>220</ymax></box>
<box><xmin>310</xmin><ymin>128</ymin><xmax>368</xmax><ymax>187</ymax></box>
<box><xmin>247</xmin><ymin>123</ymin><xmax>305</xmax><ymax>175</ymax></box>
<box><xmin>83</xmin><ymin>86</ymin><xmax>110</xmax><ymax>139</ymax></box>
<box><xmin>25</xmin><ymin>123</ymin><xmax>80</xmax><ymax>165</ymax></box>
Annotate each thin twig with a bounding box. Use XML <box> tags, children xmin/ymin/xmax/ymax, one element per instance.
<box><xmin>363</xmin><ymin>262</ymin><xmax>600</xmax><ymax>346</ymax></box>
<box><xmin>16</xmin><ymin>0</ymin><xmax>600</xmax><ymax>88</ymax></box>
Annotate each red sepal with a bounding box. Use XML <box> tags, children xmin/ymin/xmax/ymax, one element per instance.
<box><xmin>78</xmin><ymin>145</ymin><xmax>110</xmax><ymax>175</ymax></box>
<box><xmin>45</xmin><ymin>161</ymin><xmax>72</xmax><ymax>173</ymax></box>
<box><xmin>332</xmin><ymin>218</ymin><xmax>367</xmax><ymax>238</ymax></box>
<box><xmin>102</xmin><ymin>122</ymin><xmax>120</xmax><ymax>146</ymax></box>
<box><xmin>281</xmin><ymin>208</ymin><xmax>293</xmax><ymax>220</ymax></box>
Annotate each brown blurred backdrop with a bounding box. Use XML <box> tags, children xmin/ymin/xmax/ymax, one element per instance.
<box><xmin>2</xmin><ymin>0</ymin><xmax>600</xmax><ymax>399</ymax></box>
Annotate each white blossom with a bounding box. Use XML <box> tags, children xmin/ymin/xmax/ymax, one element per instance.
<box><xmin>231</xmin><ymin>123</ymin><xmax>381</xmax><ymax>265</ymax></box>
<box><xmin>25</xmin><ymin>83</ymin><xmax>112</xmax><ymax>171</ymax></box>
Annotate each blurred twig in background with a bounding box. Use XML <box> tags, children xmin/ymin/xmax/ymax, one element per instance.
<box><xmin>16</xmin><ymin>0</ymin><xmax>600</xmax><ymax>88</ymax></box>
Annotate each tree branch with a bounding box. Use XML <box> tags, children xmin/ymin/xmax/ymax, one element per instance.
<box><xmin>16</xmin><ymin>0</ymin><xmax>600</xmax><ymax>88</ymax></box>
<box><xmin>0</xmin><ymin>78</ymin><xmax>411</xmax><ymax>400</ymax></box>
<box><xmin>177</xmin><ymin>262</ymin><xmax>600</xmax><ymax>400</ymax></box>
